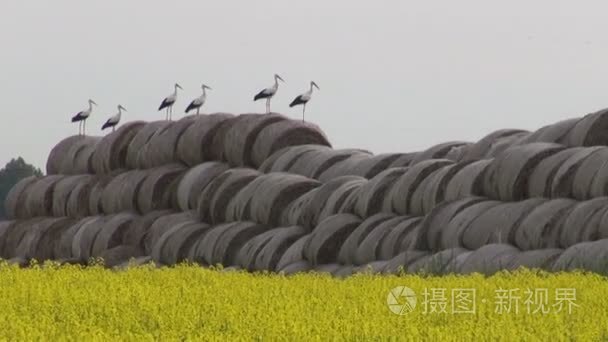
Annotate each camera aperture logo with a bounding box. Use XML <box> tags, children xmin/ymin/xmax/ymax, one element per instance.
<box><xmin>387</xmin><ymin>286</ymin><xmax>417</xmax><ymax>315</ymax></box>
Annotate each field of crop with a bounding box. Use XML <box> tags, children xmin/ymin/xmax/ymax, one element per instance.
<box><xmin>0</xmin><ymin>263</ymin><xmax>605</xmax><ymax>340</ymax></box>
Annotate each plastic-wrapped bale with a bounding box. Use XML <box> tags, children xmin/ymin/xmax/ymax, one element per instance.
<box><xmin>65</xmin><ymin>175</ymin><xmax>98</xmax><ymax>218</ymax></box>
<box><xmin>253</xmin><ymin>226</ymin><xmax>306</xmax><ymax>271</ymax></box>
<box><xmin>337</xmin><ymin>213</ymin><xmax>396</xmax><ymax>265</ymax></box>
<box><xmin>384</xmin><ymin>159</ymin><xmax>455</xmax><ymax>215</ymax></box>
<box><xmin>51</xmin><ymin>175</ymin><xmax>94</xmax><ymax>217</ymax></box>
<box><xmin>251</xmin><ymin>119</ymin><xmax>331</xmax><ymax>168</ymax></box>
<box><xmin>143</xmin><ymin>211</ymin><xmax>196</xmax><ymax>255</ymax></box>
<box><xmin>46</xmin><ymin>135</ymin><xmax>90</xmax><ymax>175</ymax></box>
<box><xmin>346</xmin><ymin>153</ymin><xmax>404</xmax><ymax>179</ymax></box>
<box><xmin>571</xmin><ymin>147</ymin><xmax>608</xmax><ymax>200</ymax></box>
<box><xmin>550</xmin><ymin>147</ymin><xmax>605</xmax><ymax>198</ymax></box>
<box><xmin>71</xmin><ymin>216</ymin><xmax>110</xmax><ymax>262</ymax></box>
<box><xmin>317</xmin><ymin>154</ymin><xmax>374</xmax><ymax>182</ymax></box>
<box><xmin>579</xmin><ymin>204</ymin><xmax>608</xmax><ymax>243</ymax></box>
<box><xmin>59</xmin><ymin>136</ymin><xmax>101</xmax><ymax>174</ymax></box>
<box><xmin>414</xmin><ymin>197</ymin><xmax>487</xmax><ymax>251</ymax></box>
<box><xmin>558</xmin><ymin>197</ymin><xmax>608</xmax><ymax>248</ymax></box>
<box><xmin>187</xmin><ymin>222</ymin><xmax>238</xmax><ymax>265</ymax></box>
<box><xmin>304</xmin><ymin>213</ymin><xmax>361</xmax><ymax>265</ymax></box>
<box><xmin>589</xmin><ymin>158</ymin><xmax>608</xmax><ymax>199</ymax></box>
<box><xmin>199</xmin><ymin>169</ymin><xmax>261</xmax><ymax>223</ymax></box>
<box><xmin>280</xmin><ymin>189</ymin><xmax>318</xmax><ymax>228</ymax></box>
<box><xmin>137</xmin><ymin>164</ymin><xmax>186</xmax><ymax>214</ymax></box>
<box><xmin>463</xmin><ymin>198</ymin><xmax>547</xmax><ymax>250</ymax></box>
<box><xmin>552</xmin><ymin>239</ymin><xmax>608</xmax><ymax>273</ymax></box>
<box><xmin>564</xmin><ymin>108</ymin><xmax>608</xmax><ymax>147</ymax></box>
<box><xmin>209</xmin><ymin>221</ymin><xmax>270</xmax><ymax>267</ymax></box>
<box><xmin>24</xmin><ymin>175</ymin><xmax>65</xmax><ymax>218</ymax></box>
<box><xmin>260</xmin><ymin>145</ymin><xmax>330</xmax><ymax>173</ymax></box>
<box><xmin>98</xmin><ymin>245</ymin><xmax>145</xmax><ymax>268</ymax></box>
<box><xmin>138</xmin><ymin>119</ymin><xmax>196</xmax><ymax>169</ymax></box>
<box><xmin>354</xmin><ymin>167</ymin><xmax>409</xmax><ymax>218</ymax></box>
<box><xmin>482</xmin><ymin>143</ymin><xmax>564</xmax><ymax>201</ymax></box>
<box><xmin>506</xmin><ymin>248</ymin><xmax>562</xmax><ymax>271</ymax></box>
<box><xmin>409</xmin><ymin>142</ymin><xmax>471</xmax><ymax>165</ymax></box>
<box><xmin>90</xmin><ymin>212</ymin><xmax>138</xmax><ymax>257</ymax></box>
<box><xmin>407</xmin><ymin>248</ymin><xmax>470</xmax><ymax>275</ymax></box>
<box><xmin>176</xmin><ymin>162</ymin><xmax>229</xmax><ymax>211</ymax></box>
<box><xmin>176</xmin><ymin>113</ymin><xmax>235</xmax><ymax>166</ymax></box>
<box><xmin>273</xmin><ymin>234</ymin><xmax>313</xmax><ymax>271</ymax></box>
<box><xmin>444</xmin><ymin>159</ymin><xmax>491</xmax><ymax>201</ymax></box>
<box><xmin>438</xmin><ymin>200</ymin><xmax>502</xmax><ymax>251</ymax></box>
<box><xmin>485</xmin><ymin>132</ymin><xmax>531</xmax><ymax>158</ymax></box>
<box><xmin>460</xmin><ymin>129</ymin><xmax>528</xmax><ymax>162</ymax></box>
<box><xmin>4</xmin><ymin>176</ymin><xmax>38</xmax><ymax>219</ymax></box>
<box><xmin>54</xmin><ymin>217</ymin><xmax>101</xmax><ymax>260</ymax></box>
<box><xmin>0</xmin><ymin>221</ymin><xmax>15</xmax><ymax>258</ymax></box>
<box><xmin>287</xmin><ymin>148</ymin><xmax>367</xmax><ymax>180</ymax></box>
<box><xmin>512</xmin><ymin>199</ymin><xmax>576</xmax><ymax>251</ymax></box>
<box><xmin>517</xmin><ymin>118</ymin><xmax>580</xmax><ymax>145</ymax></box>
<box><xmin>91</xmin><ymin>121</ymin><xmax>146</xmax><ymax>174</ymax></box>
<box><xmin>376</xmin><ymin>217</ymin><xmax>423</xmax><ymax>260</ymax></box>
<box><xmin>14</xmin><ymin>217</ymin><xmax>74</xmax><ymax>261</ymax></box>
<box><xmin>235</xmin><ymin>229</ymin><xmax>278</xmax><ymax>271</ymax></box>
<box><xmin>151</xmin><ymin>221</ymin><xmax>209</xmax><ymax>265</ymax></box>
<box><xmin>99</xmin><ymin>170</ymin><xmax>146</xmax><ymax>214</ymax></box>
<box><xmin>125</xmin><ymin>121</ymin><xmax>172</xmax><ymax>168</ymax></box>
<box><xmin>122</xmin><ymin>210</ymin><xmax>173</xmax><ymax>248</ymax></box>
<box><xmin>382</xmin><ymin>250</ymin><xmax>429</xmax><ymax>274</ymax></box>
<box><xmin>527</xmin><ymin>148</ymin><xmax>585</xmax><ymax>198</ymax></box>
<box><xmin>278</xmin><ymin>260</ymin><xmax>312</xmax><ymax>275</ymax></box>
<box><xmin>388</xmin><ymin>153</ymin><xmax>418</xmax><ymax>168</ymax></box>
<box><xmin>458</xmin><ymin>244</ymin><xmax>520</xmax><ymax>275</ymax></box>
<box><xmin>411</xmin><ymin>162</ymin><xmax>473</xmax><ymax>216</ymax></box>
<box><xmin>1</xmin><ymin>218</ymin><xmax>44</xmax><ymax>258</ymax></box>
<box><xmin>88</xmin><ymin>169</ymin><xmax>125</xmax><ymax>215</ymax></box>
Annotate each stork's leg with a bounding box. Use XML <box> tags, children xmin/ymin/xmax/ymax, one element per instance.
<box><xmin>112</xmin><ymin>126</ymin><xmax>115</xmax><ymax>132</ymax></box>
<box><xmin>266</xmin><ymin>98</ymin><xmax>270</xmax><ymax>114</ymax></box>
<box><xmin>302</xmin><ymin>104</ymin><xmax>306</xmax><ymax>122</ymax></box>
<box><xmin>170</xmin><ymin>106</ymin><xmax>173</xmax><ymax>121</ymax></box>
<box><xmin>197</xmin><ymin>107</ymin><xmax>200</xmax><ymax>115</ymax></box>
<box><xmin>165</xmin><ymin>108</ymin><xmax>169</xmax><ymax>121</ymax></box>
<box><xmin>83</xmin><ymin>119</ymin><xmax>86</xmax><ymax>136</ymax></box>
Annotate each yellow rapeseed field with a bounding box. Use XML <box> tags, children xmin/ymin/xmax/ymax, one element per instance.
<box><xmin>0</xmin><ymin>262</ymin><xmax>606</xmax><ymax>341</ymax></box>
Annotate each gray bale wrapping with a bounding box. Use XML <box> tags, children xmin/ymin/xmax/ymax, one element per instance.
<box><xmin>72</xmin><ymin>216</ymin><xmax>109</xmax><ymax>262</ymax></box>
<box><xmin>91</xmin><ymin>121</ymin><xmax>146</xmax><ymax>174</ymax></box>
<box><xmin>54</xmin><ymin>217</ymin><xmax>100</xmax><ymax>260</ymax></box>
<box><xmin>412</xmin><ymin>162</ymin><xmax>473</xmax><ymax>216</ymax></box>
<box><xmin>4</xmin><ymin>176</ymin><xmax>38</xmax><ymax>219</ymax></box>
<box><xmin>66</xmin><ymin>175</ymin><xmax>98</xmax><ymax>218</ymax></box>
<box><xmin>187</xmin><ymin>222</ymin><xmax>240</xmax><ymax>265</ymax></box>
<box><xmin>138</xmin><ymin>119</ymin><xmax>196</xmax><ymax>169</ymax></box>
<box><xmin>15</xmin><ymin>217</ymin><xmax>74</xmax><ymax>261</ymax></box>
<box><xmin>382</xmin><ymin>251</ymin><xmax>429</xmax><ymax>274</ymax></box>
<box><xmin>304</xmin><ymin>213</ymin><xmax>361</xmax><ymax>265</ymax></box>
<box><xmin>46</xmin><ymin>135</ymin><xmax>90</xmax><ymax>175</ymax></box>
<box><xmin>52</xmin><ymin>175</ymin><xmax>94</xmax><ymax>217</ymax></box>
<box><xmin>280</xmin><ymin>189</ymin><xmax>318</xmax><ymax>228</ymax></box>
<box><xmin>527</xmin><ymin>148</ymin><xmax>585</xmax><ymax>198</ymax></box>
<box><xmin>235</xmin><ymin>229</ymin><xmax>278</xmax><ymax>271</ymax></box>
<box><xmin>317</xmin><ymin>154</ymin><xmax>373</xmax><ymax>182</ymax></box>
<box><xmin>439</xmin><ymin>200</ymin><xmax>502</xmax><ymax>250</ymax></box>
<box><xmin>513</xmin><ymin>198</ymin><xmax>576</xmax><ymax>250</ymax></box>
<box><xmin>517</xmin><ymin>118</ymin><xmax>580</xmax><ymax>145</ymax></box>
<box><xmin>91</xmin><ymin>212</ymin><xmax>138</xmax><ymax>257</ymax></box>
<box><xmin>507</xmin><ymin>248</ymin><xmax>562</xmax><ymax>271</ymax></box>
<box><xmin>460</xmin><ymin>129</ymin><xmax>528</xmax><ymax>162</ymax></box>
<box><xmin>254</xmin><ymin>226</ymin><xmax>307</xmax><ymax>271</ymax></box>
<box><xmin>550</xmin><ymin>147</ymin><xmax>604</xmax><ymax>198</ymax></box>
<box><xmin>444</xmin><ymin>159</ymin><xmax>492</xmax><ymax>201</ymax></box>
<box><xmin>125</xmin><ymin>121</ymin><xmax>172</xmax><ymax>168</ymax></box>
<box><xmin>59</xmin><ymin>136</ymin><xmax>101</xmax><ymax>174</ymax></box>
<box><xmin>388</xmin><ymin>153</ymin><xmax>418</xmax><ymax>168</ymax></box>
<box><xmin>224</xmin><ymin>175</ymin><xmax>269</xmax><ymax>222</ymax></box>
<box><xmin>287</xmin><ymin>148</ymin><xmax>367</xmax><ymax>180</ymax></box>
<box><xmin>137</xmin><ymin>164</ymin><xmax>186</xmax><ymax>214</ymax></box>
<box><xmin>275</xmin><ymin>234</ymin><xmax>312</xmax><ymax>271</ymax></box>
<box><xmin>261</xmin><ymin>145</ymin><xmax>330</xmax><ymax>173</ymax></box>
<box><xmin>377</xmin><ymin>217</ymin><xmax>423</xmax><ymax>260</ymax></box>
<box><xmin>122</xmin><ymin>210</ymin><xmax>173</xmax><ymax>248</ymax></box>
<box><xmin>98</xmin><ymin>245</ymin><xmax>145</xmax><ymax>268</ymax></box>
<box><xmin>210</xmin><ymin>221</ymin><xmax>270</xmax><ymax>266</ymax></box>
<box><xmin>143</xmin><ymin>211</ymin><xmax>196</xmax><ymax>255</ymax></box>
<box><xmin>564</xmin><ymin>108</ymin><xmax>608</xmax><ymax>147</ymax></box>
<box><xmin>559</xmin><ymin>197</ymin><xmax>608</xmax><ymax>248</ymax></box>
<box><xmin>176</xmin><ymin>162</ymin><xmax>229</xmax><ymax>211</ymax></box>
<box><xmin>552</xmin><ymin>239</ymin><xmax>608</xmax><ymax>273</ymax></box>
<box><xmin>354</xmin><ymin>167</ymin><xmax>409</xmax><ymax>218</ymax></box>
<box><xmin>152</xmin><ymin>222</ymin><xmax>209</xmax><ymax>265</ymax></box>
<box><xmin>2</xmin><ymin>218</ymin><xmax>45</xmax><ymax>258</ymax></box>
<box><xmin>24</xmin><ymin>175</ymin><xmax>65</xmax><ymax>218</ymax></box>
<box><xmin>410</xmin><ymin>141</ymin><xmax>470</xmax><ymax>165</ymax></box>
<box><xmin>101</xmin><ymin>170</ymin><xmax>149</xmax><ymax>214</ymax></box>
<box><xmin>337</xmin><ymin>213</ymin><xmax>396</xmax><ymax>265</ymax></box>
<box><xmin>348</xmin><ymin>153</ymin><xmax>404</xmax><ymax>179</ymax></box>
<box><xmin>88</xmin><ymin>170</ymin><xmax>125</xmax><ymax>215</ymax></box>
<box><xmin>572</xmin><ymin>148</ymin><xmax>608</xmax><ymax>200</ymax></box>
<box><xmin>409</xmin><ymin>248</ymin><xmax>469</xmax><ymax>275</ymax></box>
<box><xmin>176</xmin><ymin>113</ymin><xmax>235</xmax><ymax>166</ymax></box>
<box><xmin>0</xmin><ymin>221</ymin><xmax>15</xmax><ymax>257</ymax></box>
<box><xmin>458</xmin><ymin>244</ymin><xmax>520</xmax><ymax>275</ymax></box>
<box><xmin>356</xmin><ymin>216</ymin><xmax>418</xmax><ymax>264</ymax></box>
<box><xmin>485</xmin><ymin>132</ymin><xmax>531</xmax><ymax>158</ymax></box>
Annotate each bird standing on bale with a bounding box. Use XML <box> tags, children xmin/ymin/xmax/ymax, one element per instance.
<box><xmin>185</xmin><ymin>84</ymin><xmax>212</xmax><ymax>115</ymax></box>
<box><xmin>158</xmin><ymin>83</ymin><xmax>183</xmax><ymax>121</ymax></box>
<box><xmin>254</xmin><ymin>74</ymin><xmax>285</xmax><ymax>113</ymax></box>
<box><xmin>290</xmin><ymin>81</ymin><xmax>320</xmax><ymax>122</ymax></box>
<box><xmin>101</xmin><ymin>105</ymin><xmax>126</xmax><ymax>132</ymax></box>
<box><xmin>71</xmin><ymin>99</ymin><xmax>97</xmax><ymax>136</ymax></box>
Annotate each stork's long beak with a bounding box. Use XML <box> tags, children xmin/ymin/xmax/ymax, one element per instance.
<box><xmin>312</xmin><ymin>82</ymin><xmax>320</xmax><ymax>90</ymax></box>
<box><xmin>204</xmin><ymin>85</ymin><xmax>212</xmax><ymax>90</ymax></box>
<box><xmin>176</xmin><ymin>83</ymin><xmax>183</xmax><ymax>90</ymax></box>
<box><xmin>121</xmin><ymin>106</ymin><xmax>127</xmax><ymax>112</ymax></box>
<box><xmin>90</xmin><ymin>100</ymin><xmax>97</xmax><ymax>106</ymax></box>
<box><xmin>277</xmin><ymin>75</ymin><xmax>285</xmax><ymax>82</ymax></box>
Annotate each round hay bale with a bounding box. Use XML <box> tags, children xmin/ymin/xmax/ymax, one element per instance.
<box><xmin>137</xmin><ymin>164</ymin><xmax>186</xmax><ymax>214</ymax></box>
<box><xmin>91</xmin><ymin>121</ymin><xmax>146</xmax><ymax>174</ymax></box>
<box><xmin>52</xmin><ymin>175</ymin><xmax>93</xmax><ymax>217</ymax></box>
<box><xmin>251</xmin><ymin>119</ymin><xmax>331</xmax><ymax>168</ymax></box>
<box><xmin>482</xmin><ymin>143</ymin><xmax>565</xmax><ymax>201</ymax></box>
<box><xmin>46</xmin><ymin>135</ymin><xmax>88</xmax><ymax>175</ymax></box>
<box><xmin>101</xmin><ymin>170</ymin><xmax>149</xmax><ymax>214</ymax></box>
<box><xmin>125</xmin><ymin>121</ymin><xmax>172</xmax><ymax>168</ymax></box>
<box><xmin>187</xmin><ymin>222</ymin><xmax>240</xmax><ymax>265</ymax></box>
<box><xmin>444</xmin><ymin>159</ymin><xmax>492</xmax><ymax>201</ymax></box>
<box><xmin>388</xmin><ymin>153</ymin><xmax>418</xmax><ymax>168</ymax></box>
<box><xmin>550</xmin><ymin>147</ymin><xmax>605</xmax><ymax>198</ymax></box>
<box><xmin>460</xmin><ymin>129</ymin><xmax>529</xmax><ymax>162</ymax></box>
<box><xmin>304</xmin><ymin>213</ymin><xmax>361</xmax><ymax>265</ymax></box>
<box><xmin>550</xmin><ymin>240</ymin><xmax>608</xmax><ymax>272</ymax></box>
<box><xmin>279</xmin><ymin>189</ymin><xmax>318</xmax><ymax>228</ymax></box>
<box><xmin>485</xmin><ymin>132</ymin><xmax>531</xmax><ymax>158</ymax></box>
<box><xmin>143</xmin><ymin>211</ymin><xmax>196</xmax><ymax>255</ymax></box>
<box><xmin>410</xmin><ymin>141</ymin><xmax>470</xmax><ymax>165</ymax></box>
<box><xmin>385</xmin><ymin>159</ymin><xmax>455</xmax><ymax>215</ymax></box>
<box><xmin>564</xmin><ymin>108</ymin><xmax>608</xmax><ymax>147</ymax></box>
<box><xmin>59</xmin><ymin>136</ymin><xmax>101</xmax><ymax>174</ymax></box>
<box><xmin>458</xmin><ymin>244</ymin><xmax>520</xmax><ymax>275</ymax></box>
<box><xmin>559</xmin><ymin>197</ymin><xmax>608</xmax><ymax>248</ymax></box>
<box><xmin>414</xmin><ymin>197</ymin><xmax>487</xmax><ymax>251</ymax></box>
<box><xmin>235</xmin><ymin>229</ymin><xmax>278</xmax><ymax>270</ymax></box>
<box><xmin>4</xmin><ymin>176</ymin><xmax>38</xmax><ymax>219</ymax></box>
<box><xmin>354</xmin><ymin>167</ymin><xmax>409</xmax><ymax>218</ymax></box>
<box><xmin>417</xmin><ymin>162</ymin><xmax>474</xmax><ymax>215</ymax></box>
<box><xmin>527</xmin><ymin>148</ymin><xmax>585</xmax><ymax>198</ymax></box>
<box><xmin>88</xmin><ymin>169</ymin><xmax>125</xmax><ymax>215</ymax></box>
<box><xmin>444</xmin><ymin>143</ymin><xmax>473</xmax><ymax>162</ymax></box>
<box><xmin>507</xmin><ymin>248</ymin><xmax>563</xmax><ymax>271</ymax></box>
<box><xmin>348</xmin><ymin>153</ymin><xmax>404</xmax><ymax>179</ymax></box>
<box><xmin>261</xmin><ymin>145</ymin><xmax>330</xmax><ymax>173</ymax></box>
<box><xmin>278</xmin><ymin>260</ymin><xmax>312</xmax><ymax>275</ymax></box>
<box><xmin>274</xmin><ymin>234</ymin><xmax>312</xmax><ymax>271</ymax></box>
<box><xmin>71</xmin><ymin>216</ymin><xmax>109</xmax><ymax>262</ymax></box>
<box><xmin>98</xmin><ymin>245</ymin><xmax>145</xmax><ymax>268</ymax></box>
<box><xmin>122</xmin><ymin>210</ymin><xmax>173</xmax><ymax>248</ymax></box>
<box><xmin>518</xmin><ymin>118</ymin><xmax>580</xmax><ymax>145</ymax></box>
<box><xmin>1</xmin><ymin>218</ymin><xmax>44</xmax><ymax>258</ymax></box>
<box><xmin>408</xmin><ymin>248</ymin><xmax>469</xmax><ymax>275</ymax></box>
<box><xmin>463</xmin><ymin>198</ymin><xmax>547</xmax><ymax>249</ymax></box>
<box><xmin>145</xmin><ymin>119</ymin><xmax>196</xmax><ymax>168</ymax></box>
<box><xmin>151</xmin><ymin>222</ymin><xmax>209</xmax><ymax>265</ymax></box>
<box><xmin>337</xmin><ymin>213</ymin><xmax>396</xmax><ymax>265</ymax></box>
<box><xmin>439</xmin><ymin>200</ymin><xmax>502</xmax><ymax>250</ymax></box>
<box><xmin>301</xmin><ymin>176</ymin><xmax>365</xmax><ymax>228</ymax></box>
<box><xmin>513</xmin><ymin>198</ymin><xmax>576</xmax><ymax>250</ymax></box>
<box><xmin>317</xmin><ymin>154</ymin><xmax>373</xmax><ymax>182</ymax></box>
<box><xmin>24</xmin><ymin>175</ymin><xmax>65</xmax><ymax>218</ymax></box>
<box><xmin>571</xmin><ymin>148</ymin><xmax>608</xmax><ymax>200</ymax></box>
<box><xmin>176</xmin><ymin>162</ymin><xmax>230</xmax><ymax>211</ymax></box>
<box><xmin>210</xmin><ymin>221</ymin><xmax>270</xmax><ymax>266</ymax></box>
<box><xmin>91</xmin><ymin>213</ymin><xmax>138</xmax><ymax>257</ymax></box>
<box><xmin>0</xmin><ymin>221</ymin><xmax>16</xmax><ymax>256</ymax></box>
<box><xmin>287</xmin><ymin>148</ymin><xmax>366</xmax><ymax>180</ymax></box>
<box><xmin>15</xmin><ymin>217</ymin><xmax>74</xmax><ymax>261</ymax></box>
<box><xmin>356</xmin><ymin>216</ymin><xmax>416</xmax><ymax>264</ymax></box>
<box><xmin>254</xmin><ymin>226</ymin><xmax>307</xmax><ymax>271</ymax></box>
<box><xmin>66</xmin><ymin>176</ymin><xmax>98</xmax><ymax>218</ymax></box>
<box><xmin>382</xmin><ymin>251</ymin><xmax>429</xmax><ymax>274</ymax></box>
<box><xmin>222</xmin><ymin>113</ymin><xmax>287</xmax><ymax>167</ymax></box>
<box><xmin>377</xmin><ymin>217</ymin><xmax>422</xmax><ymax>260</ymax></box>
<box><xmin>176</xmin><ymin>113</ymin><xmax>235</xmax><ymax>166</ymax></box>
<box><xmin>579</xmin><ymin>206</ymin><xmax>608</xmax><ymax>243</ymax></box>
<box><xmin>54</xmin><ymin>217</ymin><xmax>99</xmax><ymax>260</ymax></box>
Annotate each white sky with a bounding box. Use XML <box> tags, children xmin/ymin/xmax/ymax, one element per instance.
<box><xmin>2</xmin><ymin>0</ymin><xmax>608</xmax><ymax>170</ymax></box>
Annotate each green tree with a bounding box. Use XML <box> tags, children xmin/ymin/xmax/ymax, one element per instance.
<box><xmin>0</xmin><ymin>157</ymin><xmax>42</xmax><ymax>218</ymax></box>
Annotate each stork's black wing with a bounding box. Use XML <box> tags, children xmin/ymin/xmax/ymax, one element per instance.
<box><xmin>185</xmin><ymin>100</ymin><xmax>200</xmax><ymax>113</ymax></box>
<box><xmin>289</xmin><ymin>95</ymin><xmax>307</xmax><ymax>107</ymax></box>
<box><xmin>254</xmin><ymin>89</ymin><xmax>272</xmax><ymax>101</ymax></box>
<box><xmin>158</xmin><ymin>98</ymin><xmax>174</xmax><ymax>111</ymax></box>
<box><xmin>71</xmin><ymin>111</ymin><xmax>85</xmax><ymax>122</ymax></box>
<box><xmin>101</xmin><ymin>119</ymin><xmax>113</xmax><ymax>130</ymax></box>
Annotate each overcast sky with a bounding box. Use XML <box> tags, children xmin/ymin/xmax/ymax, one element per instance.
<box><xmin>2</xmin><ymin>1</ymin><xmax>608</xmax><ymax>170</ymax></box>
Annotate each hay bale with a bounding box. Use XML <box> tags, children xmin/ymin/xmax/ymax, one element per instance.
<box><xmin>254</xmin><ymin>226</ymin><xmax>306</xmax><ymax>271</ymax></box>
<box><xmin>138</xmin><ymin>119</ymin><xmax>196</xmax><ymax>169</ymax></box>
<box><xmin>385</xmin><ymin>159</ymin><xmax>454</xmax><ymax>215</ymax></box>
<box><xmin>301</xmin><ymin>176</ymin><xmax>365</xmax><ymax>228</ymax></box>
<box><xmin>507</xmin><ymin>249</ymin><xmax>563</xmax><ymax>271</ymax></box>
<box><xmin>482</xmin><ymin>143</ymin><xmax>564</xmax><ymax>201</ymax></box>
<box><xmin>54</xmin><ymin>217</ymin><xmax>100</xmax><ymax>260</ymax></box>
<box><xmin>98</xmin><ymin>245</ymin><xmax>145</xmax><ymax>268</ymax></box>
<box><xmin>59</xmin><ymin>136</ymin><xmax>101</xmax><ymax>174</ymax></box>
<box><xmin>100</xmin><ymin>170</ymin><xmax>149</xmax><ymax>214</ymax></box>
<box><xmin>176</xmin><ymin>113</ymin><xmax>235</xmax><ymax>166</ymax></box>
<box><xmin>274</xmin><ymin>234</ymin><xmax>312</xmax><ymax>271</ymax></box>
<box><xmin>571</xmin><ymin>148</ymin><xmax>608</xmax><ymax>200</ymax></box>
<box><xmin>564</xmin><ymin>108</ymin><xmax>608</xmax><ymax>146</ymax></box>
<box><xmin>517</xmin><ymin>118</ymin><xmax>580</xmax><ymax>145</ymax></box>
<box><xmin>458</xmin><ymin>244</ymin><xmax>520</xmax><ymax>275</ymax></box>
<box><xmin>261</xmin><ymin>145</ymin><xmax>331</xmax><ymax>173</ymax></box>
<box><xmin>377</xmin><ymin>217</ymin><xmax>423</xmax><ymax>260</ymax></box>
<box><xmin>0</xmin><ymin>221</ymin><xmax>15</xmax><ymax>256</ymax></box>
<box><xmin>337</xmin><ymin>213</ymin><xmax>396</xmax><ymax>265</ymax></box>
<box><xmin>513</xmin><ymin>198</ymin><xmax>576</xmax><ymax>250</ymax></box>
<box><xmin>288</xmin><ymin>148</ymin><xmax>367</xmax><ymax>180</ymax></box>
<box><xmin>122</xmin><ymin>210</ymin><xmax>173</xmax><ymax>248</ymax></box>
<box><xmin>410</xmin><ymin>142</ymin><xmax>470</xmax><ymax>165</ymax></box>
<box><xmin>88</xmin><ymin>169</ymin><xmax>125</xmax><ymax>215</ymax></box>
<box><xmin>91</xmin><ymin>213</ymin><xmax>138</xmax><ymax>257</ymax></box>
<box><xmin>143</xmin><ymin>211</ymin><xmax>196</xmax><ymax>255</ymax></box>
<box><xmin>417</xmin><ymin>162</ymin><xmax>474</xmax><ymax>215</ymax></box>
<box><xmin>52</xmin><ymin>175</ymin><xmax>93</xmax><ymax>217</ymax></box>
<box><xmin>137</xmin><ymin>164</ymin><xmax>186</xmax><ymax>214</ymax></box>
<box><xmin>1</xmin><ymin>218</ymin><xmax>44</xmax><ymax>258</ymax></box>
<box><xmin>210</xmin><ymin>221</ymin><xmax>270</xmax><ymax>266</ymax></box>
<box><xmin>24</xmin><ymin>175</ymin><xmax>65</xmax><ymax>218</ymax></box>
<box><xmin>348</xmin><ymin>153</ymin><xmax>404</xmax><ymax>179</ymax></box>
<box><xmin>550</xmin><ymin>147</ymin><xmax>605</xmax><ymax>198</ymax></box>
<box><xmin>15</xmin><ymin>217</ymin><xmax>74</xmax><ymax>261</ymax></box>
<box><xmin>559</xmin><ymin>197</ymin><xmax>608</xmax><ymax>248</ymax></box>
<box><xmin>125</xmin><ymin>121</ymin><xmax>172</xmax><ymax>168</ymax></box>
<box><xmin>66</xmin><ymin>176</ymin><xmax>98</xmax><ymax>218</ymax></box>
<box><xmin>278</xmin><ymin>261</ymin><xmax>312</xmax><ymax>275</ymax></box>
<box><xmin>176</xmin><ymin>162</ymin><xmax>230</xmax><ymax>211</ymax></box>
<box><xmin>485</xmin><ymin>132</ymin><xmax>532</xmax><ymax>158</ymax></box>
<box><xmin>408</xmin><ymin>248</ymin><xmax>470</xmax><ymax>275</ymax></box>
<box><xmin>72</xmin><ymin>216</ymin><xmax>109</xmax><ymax>262</ymax></box>
<box><xmin>460</xmin><ymin>129</ymin><xmax>529</xmax><ymax>162</ymax></box>
<box><xmin>354</xmin><ymin>167</ymin><xmax>409</xmax><ymax>217</ymax></box>
<box><xmin>4</xmin><ymin>176</ymin><xmax>38</xmax><ymax>219</ymax></box>
<box><xmin>444</xmin><ymin>159</ymin><xmax>492</xmax><ymax>201</ymax></box>
<box><xmin>304</xmin><ymin>213</ymin><xmax>361</xmax><ymax>265</ymax></box>
<box><xmin>388</xmin><ymin>153</ymin><xmax>418</xmax><ymax>168</ymax></box>
<box><xmin>382</xmin><ymin>251</ymin><xmax>429</xmax><ymax>274</ymax></box>
<box><xmin>280</xmin><ymin>189</ymin><xmax>318</xmax><ymax>228</ymax></box>
<box><xmin>46</xmin><ymin>135</ymin><xmax>89</xmax><ymax>175</ymax></box>
<box><xmin>463</xmin><ymin>198</ymin><xmax>547</xmax><ymax>250</ymax></box>
<box><xmin>550</xmin><ymin>240</ymin><xmax>608</xmax><ymax>273</ymax></box>
<box><xmin>527</xmin><ymin>148</ymin><xmax>585</xmax><ymax>198</ymax></box>
<box><xmin>317</xmin><ymin>154</ymin><xmax>373</xmax><ymax>182</ymax></box>
<box><xmin>91</xmin><ymin>121</ymin><xmax>146</xmax><ymax>174</ymax></box>
<box><xmin>579</xmin><ymin>205</ymin><xmax>608</xmax><ymax>243</ymax></box>
<box><xmin>151</xmin><ymin>222</ymin><xmax>209</xmax><ymax>265</ymax></box>
<box><xmin>187</xmin><ymin>222</ymin><xmax>240</xmax><ymax>265</ymax></box>
<box><xmin>235</xmin><ymin>229</ymin><xmax>278</xmax><ymax>270</ymax></box>
<box><xmin>439</xmin><ymin>200</ymin><xmax>502</xmax><ymax>250</ymax></box>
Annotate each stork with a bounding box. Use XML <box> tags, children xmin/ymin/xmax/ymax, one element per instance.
<box><xmin>158</xmin><ymin>83</ymin><xmax>183</xmax><ymax>121</ymax></box>
<box><xmin>185</xmin><ymin>84</ymin><xmax>212</xmax><ymax>115</ymax></box>
<box><xmin>254</xmin><ymin>74</ymin><xmax>285</xmax><ymax>113</ymax></box>
<box><xmin>289</xmin><ymin>81</ymin><xmax>320</xmax><ymax>122</ymax></box>
<box><xmin>71</xmin><ymin>99</ymin><xmax>97</xmax><ymax>136</ymax></box>
<box><xmin>101</xmin><ymin>105</ymin><xmax>126</xmax><ymax>132</ymax></box>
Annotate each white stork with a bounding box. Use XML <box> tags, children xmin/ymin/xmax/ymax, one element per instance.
<box><xmin>158</xmin><ymin>83</ymin><xmax>183</xmax><ymax>121</ymax></box>
<box><xmin>289</xmin><ymin>81</ymin><xmax>320</xmax><ymax>122</ymax></box>
<box><xmin>71</xmin><ymin>99</ymin><xmax>97</xmax><ymax>136</ymax></box>
<box><xmin>185</xmin><ymin>84</ymin><xmax>212</xmax><ymax>115</ymax></box>
<box><xmin>101</xmin><ymin>105</ymin><xmax>126</xmax><ymax>132</ymax></box>
<box><xmin>254</xmin><ymin>74</ymin><xmax>285</xmax><ymax>113</ymax></box>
